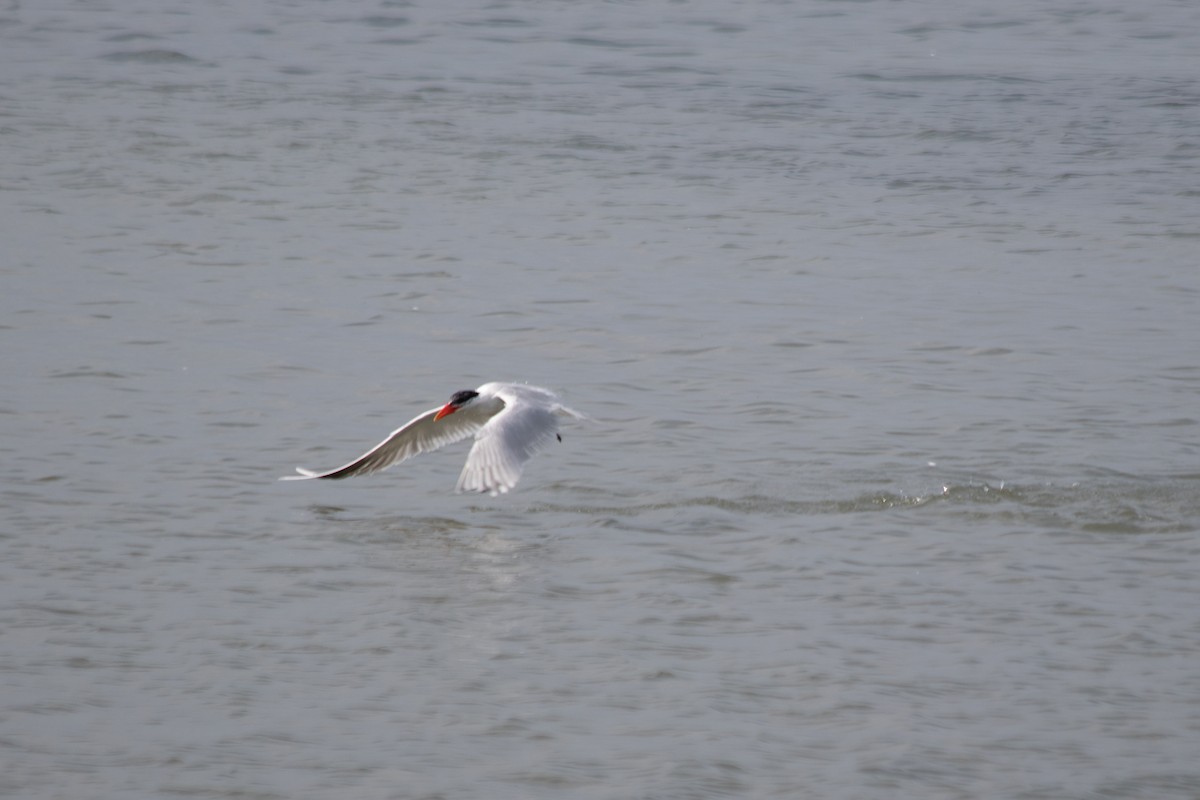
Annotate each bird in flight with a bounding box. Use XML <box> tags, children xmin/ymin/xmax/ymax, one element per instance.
<box><xmin>280</xmin><ymin>382</ymin><xmax>586</xmax><ymax>496</ymax></box>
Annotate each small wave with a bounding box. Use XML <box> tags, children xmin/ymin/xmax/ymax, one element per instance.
<box><xmin>531</xmin><ymin>478</ymin><xmax>1200</xmax><ymax>535</ymax></box>
<box><xmin>102</xmin><ymin>49</ymin><xmax>202</xmax><ymax>64</ymax></box>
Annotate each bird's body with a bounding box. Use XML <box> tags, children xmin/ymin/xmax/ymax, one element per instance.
<box><xmin>280</xmin><ymin>382</ymin><xmax>585</xmax><ymax>496</ymax></box>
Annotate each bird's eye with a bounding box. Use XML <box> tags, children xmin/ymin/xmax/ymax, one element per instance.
<box><xmin>450</xmin><ymin>390</ymin><xmax>479</xmax><ymax>405</ymax></box>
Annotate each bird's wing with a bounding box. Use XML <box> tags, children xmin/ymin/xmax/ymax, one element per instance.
<box><xmin>456</xmin><ymin>401</ymin><xmax>560</xmax><ymax>496</ymax></box>
<box><xmin>280</xmin><ymin>405</ymin><xmax>484</xmax><ymax>481</ymax></box>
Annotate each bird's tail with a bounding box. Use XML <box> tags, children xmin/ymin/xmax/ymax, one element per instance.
<box><xmin>555</xmin><ymin>404</ymin><xmax>591</xmax><ymax>422</ymax></box>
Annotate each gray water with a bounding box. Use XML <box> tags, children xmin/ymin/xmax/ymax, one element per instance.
<box><xmin>3</xmin><ymin>1</ymin><xmax>1199</xmax><ymax>798</ymax></box>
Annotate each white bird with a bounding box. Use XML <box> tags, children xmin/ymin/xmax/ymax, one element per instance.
<box><xmin>280</xmin><ymin>382</ymin><xmax>586</xmax><ymax>496</ymax></box>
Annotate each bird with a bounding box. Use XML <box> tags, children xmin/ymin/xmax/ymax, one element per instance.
<box><xmin>280</xmin><ymin>382</ymin><xmax>586</xmax><ymax>497</ymax></box>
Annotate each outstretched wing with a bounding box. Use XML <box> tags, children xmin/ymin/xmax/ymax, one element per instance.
<box><xmin>280</xmin><ymin>406</ymin><xmax>483</xmax><ymax>481</ymax></box>
<box><xmin>456</xmin><ymin>402</ymin><xmax>560</xmax><ymax>496</ymax></box>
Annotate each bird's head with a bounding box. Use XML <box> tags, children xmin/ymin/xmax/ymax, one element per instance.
<box><xmin>435</xmin><ymin>389</ymin><xmax>480</xmax><ymax>420</ymax></box>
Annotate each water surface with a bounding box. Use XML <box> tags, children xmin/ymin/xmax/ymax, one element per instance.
<box><xmin>3</xmin><ymin>1</ymin><xmax>1199</xmax><ymax>798</ymax></box>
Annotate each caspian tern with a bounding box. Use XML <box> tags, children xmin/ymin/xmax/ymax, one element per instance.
<box><xmin>280</xmin><ymin>382</ymin><xmax>586</xmax><ymax>496</ymax></box>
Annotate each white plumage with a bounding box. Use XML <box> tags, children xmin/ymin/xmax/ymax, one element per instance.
<box><xmin>280</xmin><ymin>382</ymin><xmax>585</xmax><ymax>496</ymax></box>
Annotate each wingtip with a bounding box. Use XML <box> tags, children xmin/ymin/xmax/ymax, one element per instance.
<box><xmin>279</xmin><ymin>467</ymin><xmax>319</xmax><ymax>481</ymax></box>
